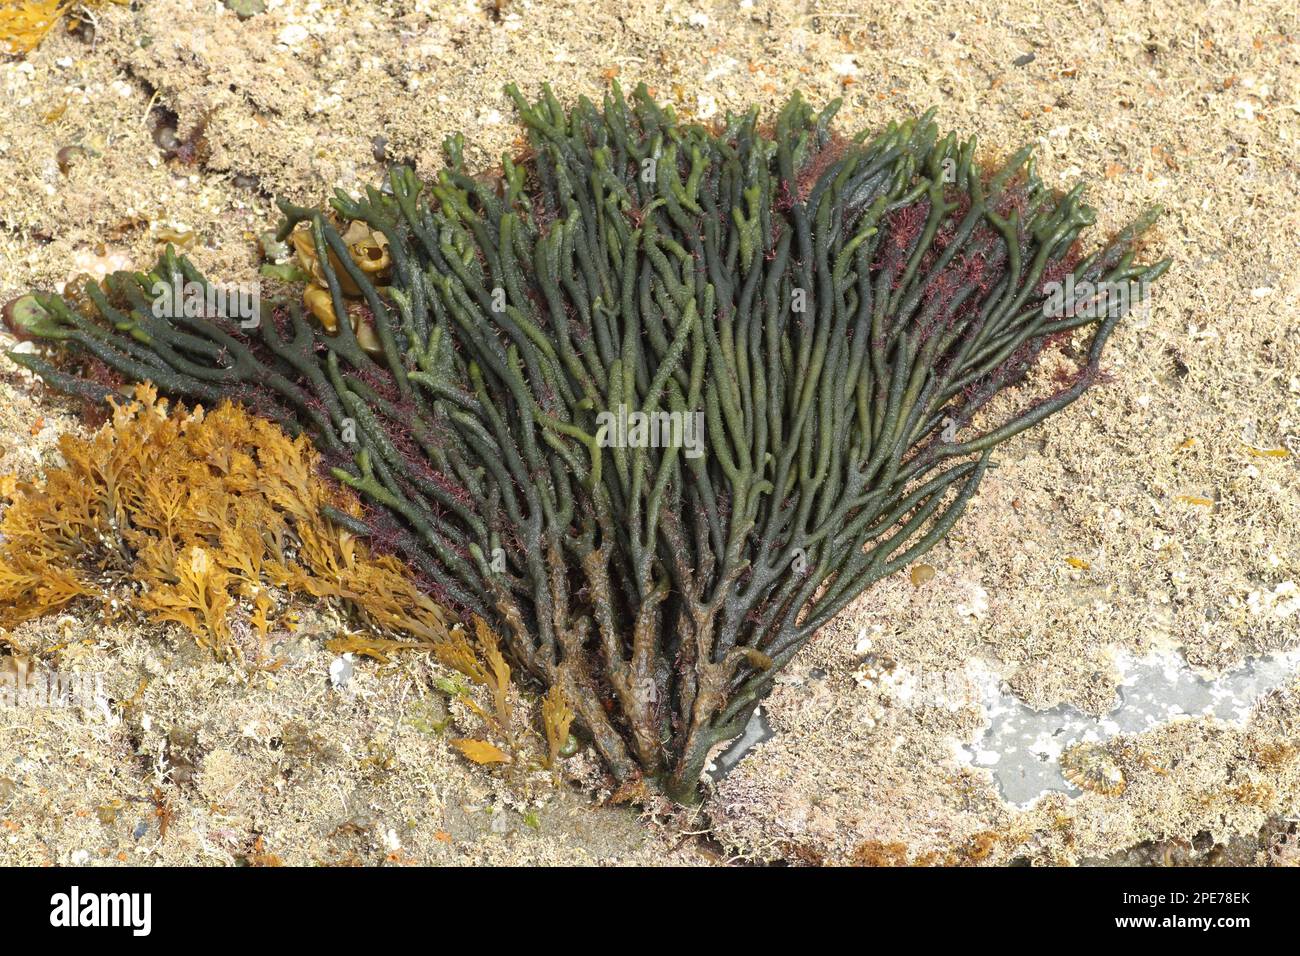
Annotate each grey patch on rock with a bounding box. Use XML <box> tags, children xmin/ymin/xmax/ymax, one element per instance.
<box><xmin>707</xmin><ymin>705</ymin><xmax>774</xmax><ymax>782</ymax></box>
<box><xmin>964</xmin><ymin>649</ymin><xmax>1300</xmax><ymax>807</ymax></box>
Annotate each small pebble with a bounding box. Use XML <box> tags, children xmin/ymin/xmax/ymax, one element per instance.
<box><xmin>222</xmin><ymin>0</ymin><xmax>267</xmax><ymax>18</ymax></box>
<box><xmin>153</xmin><ymin>124</ymin><xmax>180</xmax><ymax>154</ymax></box>
<box><xmin>56</xmin><ymin>145</ymin><xmax>88</xmax><ymax>175</ymax></box>
<box><xmin>278</xmin><ymin>24</ymin><xmax>309</xmax><ymax>47</ymax></box>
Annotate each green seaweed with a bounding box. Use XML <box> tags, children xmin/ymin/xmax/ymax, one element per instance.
<box><xmin>7</xmin><ymin>83</ymin><xmax>1168</xmax><ymax>801</ymax></box>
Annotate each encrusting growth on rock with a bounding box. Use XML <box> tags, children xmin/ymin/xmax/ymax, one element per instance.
<box><xmin>6</xmin><ymin>83</ymin><xmax>1168</xmax><ymax>801</ymax></box>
